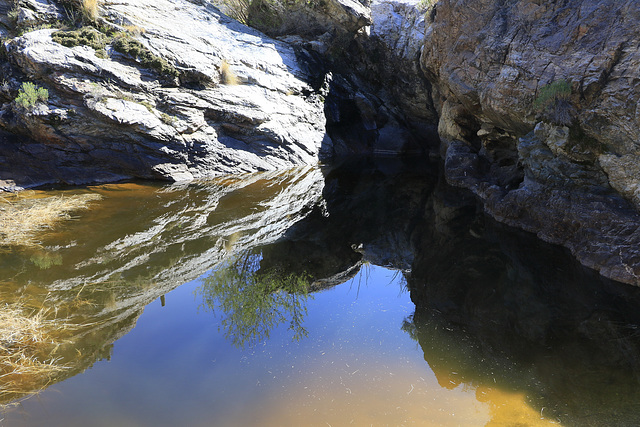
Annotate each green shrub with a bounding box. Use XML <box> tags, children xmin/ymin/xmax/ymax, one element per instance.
<box><xmin>14</xmin><ymin>82</ymin><xmax>49</xmax><ymax>109</ymax></box>
<box><xmin>160</xmin><ymin>113</ymin><xmax>176</xmax><ymax>125</ymax></box>
<box><xmin>417</xmin><ymin>0</ymin><xmax>437</xmax><ymax>11</ymax></box>
<box><xmin>52</xmin><ymin>27</ymin><xmax>108</xmax><ymax>57</ymax></box>
<box><xmin>111</xmin><ymin>35</ymin><xmax>178</xmax><ymax>77</ymax></box>
<box><xmin>139</xmin><ymin>100</ymin><xmax>154</xmax><ymax>112</ymax></box>
<box><xmin>533</xmin><ymin>79</ymin><xmax>575</xmax><ymax>126</ymax></box>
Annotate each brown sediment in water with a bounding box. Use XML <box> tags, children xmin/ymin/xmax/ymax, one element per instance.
<box><xmin>226</xmin><ymin>361</ymin><xmax>559</xmax><ymax>426</ymax></box>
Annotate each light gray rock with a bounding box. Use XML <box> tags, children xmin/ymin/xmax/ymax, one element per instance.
<box><xmin>370</xmin><ymin>0</ymin><xmax>425</xmax><ymax>61</ymax></box>
<box><xmin>1</xmin><ymin>0</ymin><xmax>329</xmax><ymax>185</ymax></box>
<box><xmin>368</xmin><ymin>0</ymin><xmax>437</xmax><ymax>125</ymax></box>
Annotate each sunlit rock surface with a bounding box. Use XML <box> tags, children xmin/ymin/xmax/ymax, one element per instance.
<box><xmin>0</xmin><ymin>0</ymin><xmax>328</xmax><ymax>187</ymax></box>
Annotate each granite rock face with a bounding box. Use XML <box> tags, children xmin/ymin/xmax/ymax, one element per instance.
<box><xmin>420</xmin><ymin>0</ymin><xmax>640</xmax><ymax>284</ymax></box>
<box><xmin>370</xmin><ymin>0</ymin><xmax>435</xmax><ymax>124</ymax></box>
<box><xmin>0</xmin><ymin>0</ymin><xmax>329</xmax><ymax>188</ymax></box>
<box><xmin>321</xmin><ymin>0</ymin><xmax>438</xmax><ymax>157</ymax></box>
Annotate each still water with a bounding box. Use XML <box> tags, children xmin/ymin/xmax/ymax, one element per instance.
<box><xmin>6</xmin><ymin>265</ymin><xmax>519</xmax><ymax>427</ymax></box>
<box><xmin>1</xmin><ymin>158</ymin><xmax>640</xmax><ymax>426</ymax></box>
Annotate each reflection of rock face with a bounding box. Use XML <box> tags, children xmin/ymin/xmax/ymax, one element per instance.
<box><xmin>4</xmin><ymin>157</ymin><xmax>640</xmax><ymax>422</ymax></box>
<box><xmin>0</xmin><ymin>166</ymin><xmax>324</xmax><ymax>403</ymax></box>
<box><xmin>405</xmin><ymin>178</ymin><xmax>640</xmax><ymax>425</ymax></box>
<box><xmin>268</xmin><ymin>156</ymin><xmax>438</xmax><ymax>276</ymax></box>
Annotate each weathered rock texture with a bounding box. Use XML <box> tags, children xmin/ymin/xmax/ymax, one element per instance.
<box><xmin>370</xmin><ymin>0</ymin><xmax>436</xmax><ymax>126</ymax></box>
<box><xmin>0</xmin><ymin>0</ymin><xmax>329</xmax><ymax>188</ymax></box>
<box><xmin>404</xmin><ymin>163</ymin><xmax>640</xmax><ymax>426</ymax></box>
<box><xmin>4</xmin><ymin>0</ymin><xmax>640</xmax><ymax>287</ymax></box>
<box><xmin>323</xmin><ymin>0</ymin><xmax>438</xmax><ymax>157</ymax></box>
<box><xmin>421</xmin><ymin>0</ymin><xmax>640</xmax><ymax>285</ymax></box>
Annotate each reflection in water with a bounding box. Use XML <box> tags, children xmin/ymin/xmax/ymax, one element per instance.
<box><xmin>0</xmin><ymin>158</ymin><xmax>639</xmax><ymax>425</ymax></box>
<box><xmin>198</xmin><ymin>251</ymin><xmax>311</xmax><ymax>348</ymax></box>
<box><xmin>0</xmin><ymin>166</ymin><xmax>325</xmax><ymax>407</ymax></box>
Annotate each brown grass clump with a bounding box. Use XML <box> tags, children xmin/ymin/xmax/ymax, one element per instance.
<box><xmin>0</xmin><ymin>303</ymin><xmax>73</xmax><ymax>405</ymax></box>
<box><xmin>81</xmin><ymin>0</ymin><xmax>99</xmax><ymax>23</ymax></box>
<box><xmin>0</xmin><ymin>193</ymin><xmax>101</xmax><ymax>247</ymax></box>
<box><xmin>220</xmin><ymin>60</ymin><xmax>239</xmax><ymax>85</ymax></box>
<box><xmin>123</xmin><ymin>24</ymin><xmax>146</xmax><ymax>36</ymax></box>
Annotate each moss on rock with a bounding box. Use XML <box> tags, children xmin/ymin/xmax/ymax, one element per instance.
<box><xmin>111</xmin><ymin>35</ymin><xmax>178</xmax><ymax>77</ymax></box>
<box><xmin>52</xmin><ymin>27</ymin><xmax>108</xmax><ymax>57</ymax></box>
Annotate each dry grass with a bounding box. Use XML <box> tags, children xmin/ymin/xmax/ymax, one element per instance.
<box><xmin>123</xmin><ymin>24</ymin><xmax>145</xmax><ymax>36</ymax></box>
<box><xmin>81</xmin><ymin>0</ymin><xmax>99</xmax><ymax>23</ymax></box>
<box><xmin>0</xmin><ymin>303</ymin><xmax>73</xmax><ymax>405</ymax></box>
<box><xmin>0</xmin><ymin>193</ymin><xmax>101</xmax><ymax>247</ymax></box>
<box><xmin>220</xmin><ymin>60</ymin><xmax>239</xmax><ymax>85</ymax></box>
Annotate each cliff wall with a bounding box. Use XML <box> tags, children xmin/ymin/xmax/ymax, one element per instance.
<box><xmin>420</xmin><ymin>0</ymin><xmax>640</xmax><ymax>284</ymax></box>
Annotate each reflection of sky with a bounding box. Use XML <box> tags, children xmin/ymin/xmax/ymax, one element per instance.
<box><xmin>2</xmin><ymin>265</ymin><xmax>549</xmax><ymax>426</ymax></box>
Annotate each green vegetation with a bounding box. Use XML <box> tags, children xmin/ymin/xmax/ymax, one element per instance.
<box><xmin>198</xmin><ymin>252</ymin><xmax>311</xmax><ymax>349</ymax></box>
<box><xmin>111</xmin><ymin>34</ymin><xmax>178</xmax><ymax>77</ymax></box>
<box><xmin>30</xmin><ymin>252</ymin><xmax>63</xmax><ymax>270</ymax></box>
<box><xmin>139</xmin><ymin>100</ymin><xmax>154</xmax><ymax>112</ymax></box>
<box><xmin>50</xmin><ymin>27</ymin><xmax>178</xmax><ymax>78</ymax></box>
<box><xmin>417</xmin><ymin>0</ymin><xmax>438</xmax><ymax>11</ymax></box>
<box><xmin>160</xmin><ymin>112</ymin><xmax>176</xmax><ymax>125</ymax></box>
<box><xmin>14</xmin><ymin>82</ymin><xmax>49</xmax><ymax>110</ymax></box>
<box><xmin>534</xmin><ymin>79</ymin><xmax>575</xmax><ymax>126</ymax></box>
<box><xmin>7</xmin><ymin>4</ymin><xmax>19</xmax><ymax>27</ymax></box>
<box><xmin>51</xmin><ymin>27</ymin><xmax>108</xmax><ymax>57</ymax></box>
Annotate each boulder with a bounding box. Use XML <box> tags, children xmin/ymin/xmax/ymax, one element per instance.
<box><xmin>0</xmin><ymin>0</ymin><xmax>329</xmax><ymax>187</ymax></box>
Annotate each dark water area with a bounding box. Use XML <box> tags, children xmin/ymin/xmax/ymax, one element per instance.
<box><xmin>1</xmin><ymin>158</ymin><xmax>640</xmax><ymax>425</ymax></box>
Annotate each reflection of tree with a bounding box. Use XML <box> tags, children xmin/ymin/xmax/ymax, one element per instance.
<box><xmin>198</xmin><ymin>251</ymin><xmax>312</xmax><ymax>349</ymax></box>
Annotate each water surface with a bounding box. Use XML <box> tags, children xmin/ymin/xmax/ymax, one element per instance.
<box><xmin>1</xmin><ymin>158</ymin><xmax>640</xmax><ymax>426</ymax></box>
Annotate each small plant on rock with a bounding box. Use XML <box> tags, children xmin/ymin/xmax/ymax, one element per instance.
<box><xmin>81</xmin><ymin>0</ymin><xmax>99</xmax><ymax>23</ymax></box>
<box><xmin>14</xmin><ymin>82</ymin><xmax>49</xmax><ymax>110</ymax></box>
<box><xmin>417</xmin><ymin>0</ymin><xmax>437</xmax><ymax>11</ymax></box>
<box><xmin>160</xmin><ymin>113</ymin><xmax>176</xmax><ymax>125</ymax></box>
<box><xmin>220</xmin><ymin>60</ymin><xmax>239</xmax><ymax>85</ymax></box>
<box><xmin>111</xmin><ymin>34</ymin><xmax>178</xmax><ymax>78</ymax></box>
<box><xmin>534</xmin><ymin>79</ymin><xmax>575</xmax><ymax>126</ymax></box>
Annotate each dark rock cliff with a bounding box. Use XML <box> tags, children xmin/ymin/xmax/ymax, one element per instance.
<box><xmin>420</xmin><ymin>0</ymin><xmax>640</xmax><ymax>284</ymax></box>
